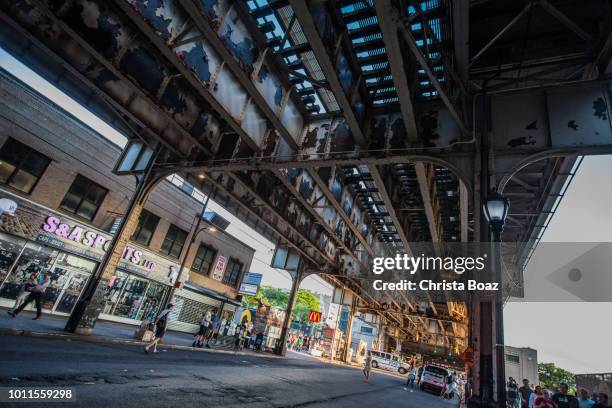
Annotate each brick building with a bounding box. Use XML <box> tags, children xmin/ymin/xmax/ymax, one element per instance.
<box><xmin>0</xmin><ymin>69</ymin><xmax>254</xmax><ymax>333</ymax></box>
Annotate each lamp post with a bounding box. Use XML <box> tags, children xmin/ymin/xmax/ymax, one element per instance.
<box><xmin>159</xmin><ymin>184</ymin><xmax>216</xmax><ymax>309</ymax></box>
<box><xmin>483</xmin><ymin>189</ymin><xmax>510</xmax><ymax>407</ymax></box>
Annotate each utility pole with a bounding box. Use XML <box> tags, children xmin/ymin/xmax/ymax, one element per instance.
<box><xmin>160</xmin><ymin>184</ymin><xmax>216</xmax><ymax>308</ymax></box>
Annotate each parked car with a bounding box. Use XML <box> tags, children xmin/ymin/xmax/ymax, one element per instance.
<box><xmin>369</xmin><ymin>350</ymin><xmax>410</xmax><ymax>374</ymax></box>
<box><xmin>420</xmin><ymin>364</ymin><xmax>450</xmax><ymax>394</ymax></box>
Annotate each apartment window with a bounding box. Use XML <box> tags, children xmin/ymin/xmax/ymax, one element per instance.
<box><xmin>160</xmin><ymin>224</ymin><xmax>187</xmax><ymax>258</ymax></box>
<box><xmin>0</xmin><ymin>138</ymin><xmax>51</xmax><ymax>194</ymax></box>
<box><xmin>360</xmin><ymin>326</ymin><xmax>373</xmax><ymax>334</ymax></box>
<box><xmin>222</xmin><ymin>259</ymin><xmax>242</xmax><ymax>287</ymax></box>
<box><xmin>131</xmin><ymin>209</ymin><xmax>160</xmax><ymax>246</ymax></box>
<box><xmin>60</xmin><ymin>174</ymin><xmax>108</xmax><ymax>220</ymax></box>
<box><xmin>191</xmin><ymin>244</ymin><xmax>217</xmax><ymax>275</ymax></box>
<box><xmin>506</xmin><ymin>354</ymin><xmax>520</xmax><ymax>364</ymax></box>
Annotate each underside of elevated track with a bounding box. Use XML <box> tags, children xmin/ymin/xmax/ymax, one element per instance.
<box><xmin>1</xmin><ymin>0</ymin><xmax>610</xmax><ymax>405</ymax></box>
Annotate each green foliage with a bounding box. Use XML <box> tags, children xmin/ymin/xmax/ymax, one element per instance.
<box><xmin>293</xmin><ymin>289</ymin><xmax>321</xmax><ymax>322</ymax></box>
<box><xmin>538</xmin><ymin>362</ymin><xmax>576</xmax><ymax>392</ymax></box>
<box><xmin>240</xmin><ymin>285</ymin><xmax>321</xmax><ymax>323</ymax></box>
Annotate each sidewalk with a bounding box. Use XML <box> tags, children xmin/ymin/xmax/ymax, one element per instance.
<box><xmin>0</xmin><ymin>308</ymin><xmax>281</xmax><ymax>359</ymax></box>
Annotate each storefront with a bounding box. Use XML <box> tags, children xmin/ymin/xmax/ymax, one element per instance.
<box><xmin>168</xmin><ymin>282</ymin><xmax>240</xmax><ymax>334</ymax></box>
<box><xmin>0</xmin><ymin>190</ymin><xmax>176</xmax><ymax>323</ymax></box>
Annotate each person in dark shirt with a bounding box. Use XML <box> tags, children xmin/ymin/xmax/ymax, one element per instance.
<box><xmin>592</xmin><ymin>393</ymin><xmax>609</xmax><ymax>408</ymax></box>
<box><xmin>519</xmin><ymin>378</ymin><xmax>534</xmax><ymax>408</ymax></box>
<box><xmin>552</xmin><ymin>383</ymin><xmax>576</xmax><ymax>408</ymax></box>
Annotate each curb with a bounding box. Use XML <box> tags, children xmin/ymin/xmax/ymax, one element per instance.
<box><xmin>0</xmin><ymin>327</ymin><xmax>284</xmax><ymax>359</ymax></box>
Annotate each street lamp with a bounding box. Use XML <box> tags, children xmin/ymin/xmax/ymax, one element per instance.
<box><xmin>483</xmin><ymin>189</ymin><xmax>510</xmax><ymax>241</ymax></box>
<box><xmin>483</xmin><ymin>188</ymin><xmax>509</xmax><ymax>408</ymax></box>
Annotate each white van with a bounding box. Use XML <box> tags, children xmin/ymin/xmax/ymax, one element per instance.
<box><xmin>369</xmin><ymin>350</ymin><xmax>410</xmax><ymax>374</ymax></box>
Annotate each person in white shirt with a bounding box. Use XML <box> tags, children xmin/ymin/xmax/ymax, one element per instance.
<box><xmin>404</xmin><ymin>364</ymin><xmax>417</xmax><ymax>391</ymax></box>
<box><xmin>8</xmin><ymin>271</ymin><xmax>50</xmax><ymax>320</ymax></box>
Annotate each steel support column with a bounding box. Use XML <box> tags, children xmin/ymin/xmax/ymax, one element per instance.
<box><xmin>276</xmin><ymin>266</ymin><xmax>304</xmax><ymax>356</ymax></box>
<box><xmin>65</xmin><ymin>149</ymin><xmax>164</xmax><ymax>333</ymax></box>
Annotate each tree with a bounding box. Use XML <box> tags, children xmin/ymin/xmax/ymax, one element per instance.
<box><xmin>293</xmin><ymin>289</ymin><xmax>321</xmax><ymax>322</ymax></box>
<box><xmin>241</xmin><ymin>285</ymin><xmax>321</xmax><ymax>323</ymax></box>
<box><xmin>538</xmin><ymin>362</ymin><xmax>576</xmax><ymax>392</ymax></box>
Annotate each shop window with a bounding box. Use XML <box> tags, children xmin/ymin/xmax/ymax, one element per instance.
<box><xmin>160</xmin><ymin>224</ymin><xmax>187</xmax><ymax>258</ymax></box>
<box><xmin>136</xmin><ymin>281</ymin><xmax>169</xmax><ymax>322</ymax></box>
<box><xmin>0</xmin><ymin>243</ymin><xmax>58</xmax><ymax>301</ymax></box>
<box><xmin>42</xmin><ymin>253</ymin><xmax>95</xmax><ymax>313</ymax></box>
<box><xmin>222</xmin><ymin>259</ymin><xmax>242</xmax><ymax>287</ymax></box>
<box><xmin>105</xmin><ymin>273</ymin><xmax>149</xmax><ymax>319</ymax></box>
<box><xmin>191</xmin><ymin>244</ymin><xmax>216</xmax><ymax>275</ymax></box>
<box><xmin>60</xmin><ymin>174</ymin><xmax>108</xmax><ymax>220</ymax></box>
<box><xmin>0</xmin><ymin>138</ymin><xmax>51</xmax><ymax>194</ymax></box>
<box><xmin>131</xmin><ymin>209</ymin><xmax>160</xmax><ymax>246</ymax></box>
<box><xmin>0</xmin><ymin>232</ymin><xmax>26</xmax><ymax>287</ymax></box>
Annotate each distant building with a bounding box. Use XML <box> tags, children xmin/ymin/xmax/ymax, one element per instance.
<box><xmin>575</xmin><ymin>373</ymin><xmax>612</xmax><ymax>396</ymax></box>
<box><xmin>349</xmin><ymin>316</ymin><xmax>378</xmax><ymax>351</ymax></box>
<box><xmin>505</xmin><ymin>346</ymin><xmax>539</xmax><ymax>385</ymax></box>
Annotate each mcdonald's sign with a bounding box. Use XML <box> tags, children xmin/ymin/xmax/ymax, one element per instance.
<box><xmin>308</xmin><ymin>310</ymin><xmax>322</xmax><ymax>323</ymax></box>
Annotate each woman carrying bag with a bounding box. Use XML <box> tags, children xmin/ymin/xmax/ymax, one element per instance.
<box><xmin>144</xmin><ymin>304</ymin><xmax>173</xmax><ymax>354</ymax></box>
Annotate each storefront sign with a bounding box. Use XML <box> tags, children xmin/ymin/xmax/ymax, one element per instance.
<box><xmin>0</xmin><ymin>191</ymin><xmax>179</xmax><ymax>286</ymax></box>
<box><xmin>41</xmin><ymin>215</ymin><xmax>157</xmax><ymax>273</ymax></box>
<box><xmin>308</xmin><ymin>310</ymin><xmax>322</xmax><ymax>323</ymax></box>
<box><xmin>326</xmin><ymin>303</ymin><xmax>340</xmax><ymax>326</ymax></box>
<box><xmin>212</xmin><ymin>255</ymin><xmax>227</xmax><ymax>281</ymax></box>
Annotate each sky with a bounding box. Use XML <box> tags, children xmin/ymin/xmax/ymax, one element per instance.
<box><xmin>504</xmin><ymin>154</ymin><xmax>612</xmax><ymax>374</ymax></box>
<box><xmin>1</xmin><ymin>47</ymin><xmax>610</xmax><ymax>374</ymax></box>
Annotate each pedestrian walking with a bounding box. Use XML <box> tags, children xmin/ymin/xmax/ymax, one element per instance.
<box><xmin>552</xmin><ymin>383</ymin><xmax>575</xmax><ymax>408</ymax></box>
<box><xmin>417</xmin><ymin>364</ymin><xmax>425</xmax><ymax>385</ymax></box>
<box><xmin>204</xmin><ymin>311</ymin><xmax>219</xmax><ymax>348</ymax></box>
<box><xmin>192</xmin><ymin>310</ymin><xmax>211</xmax><ymax>348</ymax></box>
<box><xmin>577</xmin><ymin>388</ymin><xmax>595</xmax><ymax>408</ymax></box>
<box><xmin>507</xmin><ymin>377</ymin><xmax>520</xmax><ymax>408</ymax></box>
<box><xmin>404</xmin><ymin>364</ymin><xmax>417</xmax><ymax>391</ymax></box>
<box><xmin>592</xmin><ymin>393</ymin><xmax>609</xmax><ymax>408</ymax></box>
<box><xmin>362</xmin><ymin>350</ymin><xmax>372</xmax><ymax>381</ymax></box>
<box><xmin>534</xmin><ymin>390</ymin><xmax>559</xmax><ymax>408</ymax></box>
<box><xmin>441</xmin><ymin>371</ymin><xmax>457</xmax><ymax>400</ymax></box>
<box><xmin>13</xmin><ymin>272</ymin><xmax>38</xmax><ymax>310</ymax></box>
<box><xmin>531</xmin><ymin>386</ymin><xmax>544</xmax><ymax>408</ymax></box>
<box><xmin>520</xmin><ymin>379</ymin><xmax>534</xmax><ymax>408</ymax></box>
<box><xmin>144</xmin><ymin>304</ymin><xmax>173</xmax><ymax>354</ymax></box>
<box><xmin>8</xmin><ymin>271</ymin><xmax>50</xmax><ymax>320</ymax></box>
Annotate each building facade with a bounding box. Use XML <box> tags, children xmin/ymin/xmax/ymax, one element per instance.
<box><xmin>505</xmin><ymin>346</ymin><xmax>539</xmax><ymax>385</ymax></box>
<box><xmin>0</xmin><ymin>69</ymin><xmax>254</xmax><ymax>333</ymax></box>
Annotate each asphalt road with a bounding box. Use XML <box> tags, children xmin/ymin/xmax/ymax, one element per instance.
<box><xmin>0</xmin><ymin>335</ymin><xmax>457</xmax><ymax>408</ymax></box>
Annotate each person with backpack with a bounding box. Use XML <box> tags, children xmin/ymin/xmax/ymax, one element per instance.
<box><xmin>144</xmin><ymin>304</ymin><xmax>173</xmax><ymax>354</ymax></box>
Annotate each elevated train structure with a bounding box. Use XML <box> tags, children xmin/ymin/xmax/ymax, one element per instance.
<box><xmin>1</xmin><ymin>0</ymin><xmax>610</xmax><ymax>405</ymax></box>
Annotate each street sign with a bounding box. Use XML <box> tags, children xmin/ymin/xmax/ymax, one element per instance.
<box><xmin>239</xmin><ymin>283</ymin><xmax>259</xmax><ymax>295</ymax></box>
<box><xmin>308</xmin><ymin>310</ymin><xmax>322</xmax><ymax>323</ymax></box>
<box><xmin>242</xmin><ymin>272</ymin><xmax>263</xmax><ymax>286</ymax></box>
<box><xmin>239</xmin><ymin>272</ymin><xmax>263</xmax><ymax>295</ymax></box>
